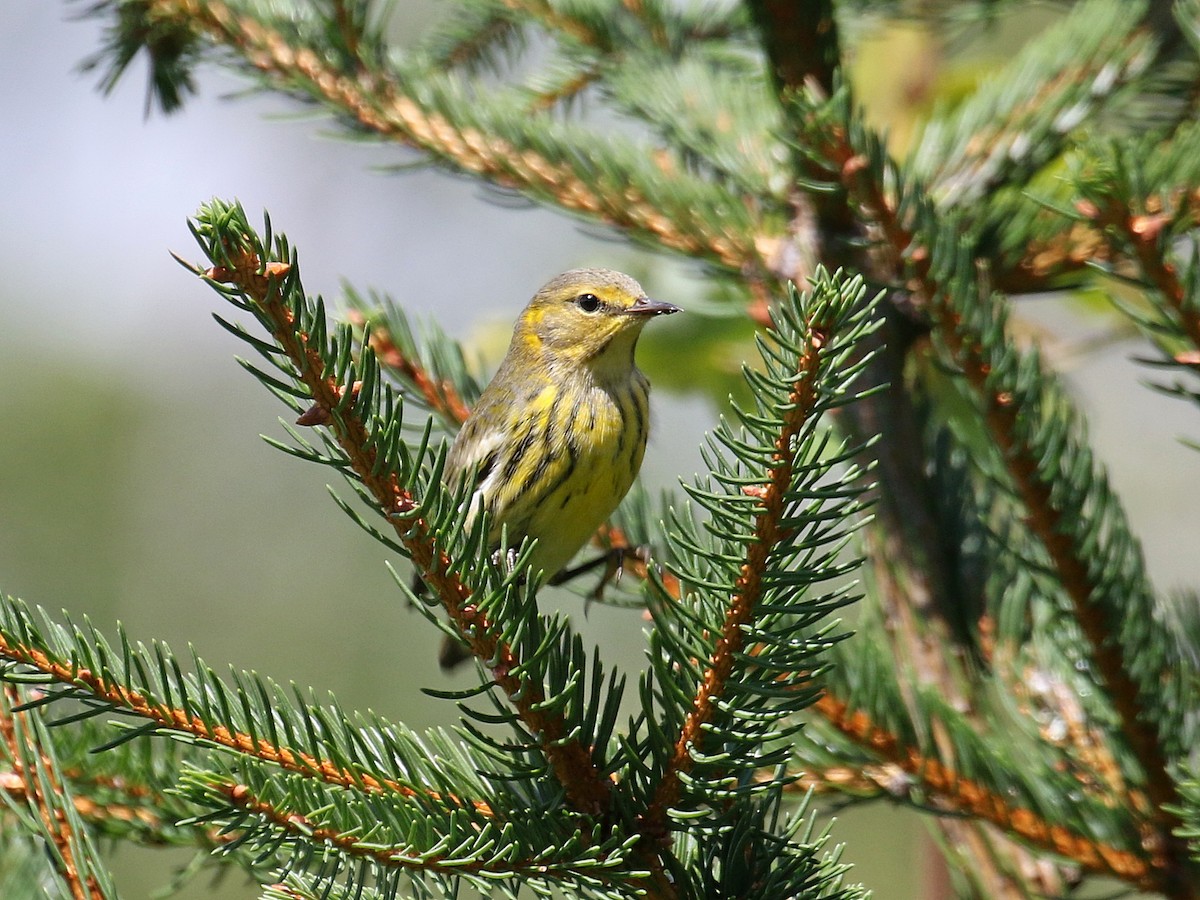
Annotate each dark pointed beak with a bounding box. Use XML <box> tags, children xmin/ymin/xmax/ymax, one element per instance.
<box><xmin>625</xmin><ymin>296</ymin><xmax>682</xmax><ymax>316</ymax></box>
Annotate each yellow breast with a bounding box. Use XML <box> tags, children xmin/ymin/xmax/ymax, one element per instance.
<box><xmin>479</xmin><ymin>374</ymin><xmax>649</xmax><ymax>579</ymax></box>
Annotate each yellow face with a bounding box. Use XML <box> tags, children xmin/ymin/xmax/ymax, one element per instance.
<box><xmin>516</xmin><ymin>268</ymin><xmax>680</xmax><ymax>363</ymax></box>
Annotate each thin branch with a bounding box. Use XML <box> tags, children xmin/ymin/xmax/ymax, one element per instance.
<box><xmin>0</xmin><ymin>633</ymin><xmax>450</xmax><ymax>804</ymax></box>
<box><xmin>1088</xmin><ymin>196</ymin><xmax>1200</xmax><ymax>350</ymax></box>
<box><xmin>496</xmin><ymin>0</ymin><xmax>605</xmax><ymax>49</ymax></box>
<box><xmin>526</xmin><ymin>66</ymin><xmax>599</xmax><ymax>113</ymax></box>
<box><xmin>212</xmin><ymin>780</ymin><xmax>640</xmax><ymax>886</ymax></box>
<box><xmin>440</xmin><ymin>14</ymin><xmax>516</xmax><ymax>68</ymax></box>
<box><xmin>818</xmin><ymin>126</ymin><xmax>1193</xmax><ymax>897</ymax></box>
<box><xmin>0</xmin><ymin>687</ymin><xmax>106</xmax><ymax>900</ymax></box>
<box><xmin>640</xmin><ymin>301</ymin><xmax>830</xmax><ymax>840</ymax></box>
<box><xmin>996</xmin><ymin>218</ymin><xmax>1110</xmax><ymax>293</ymax></box>
<box><xmin>808</xmin><ymin>693</ymin><xmax>1154</xmax><ymax>886</ymax></box>
<box><xmin>140</xmin><ymin>0</ymin><xmax>764</xmax><ymax>272</ymax></box>
<box><xmin>0</xmin><ymin>768</ymin><xmax>164</xmax><ymax>839</ymax></box>
<box><xmin>344</xmin><ymin>309</ymin><xmax>471</xmax><ymax>426</ymax></box>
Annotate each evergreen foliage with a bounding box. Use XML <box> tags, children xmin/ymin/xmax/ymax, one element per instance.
<box><xmin>4</xmin><ymin>0</ymin><xmax>1200</xmax><ymax>897</ymax></box>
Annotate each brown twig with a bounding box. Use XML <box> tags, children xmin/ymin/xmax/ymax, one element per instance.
<box><xmin>344</xmin><ymin>310</ymin><xmax>471</xmax><ymax>426</ymax></box>
<box><xmin>526</xmin><ymin>67</ymin><xmax>599</xmax><ymax>113</ymax></box>
<box><xmin>216</xmin><ymin>780</ymin><xmax>639</xmax><ymax>886</ymax></box>
<box><xmin>1087</xmin><ymin>196</ymin><xmax>1200</xmax><ymax>352</ymax></box>
<box><xmin>141</xmin><ymin>0</ymin><xmax>765</xmax><ymax>273</ymax></box>
<box><xmin>807</xmin><ymin>693</ymin><xmax>1154</xmax><ymax>886</ymax></box>
<box><xmin>0</xmin><ymin>634</ymin><xmax>461</xmax><ymax>804</ymax></box>
<box><xmin>0</xmin><ymin>768</ymin><xmax>164</xmax><ymax>837</ymax></box>
<box><xmin>639</xmin><ymin>306</ymin><xmax>830</xmax><ymax>842</ymax></box>
<box><xmin>0</xmin><ymin>687</ymin><xmax>106</xmax><ymax>900</ymax></box>
<box><xmin>816</xmin><ymin>125</ymin><xmax>1194</xmax><ymax>896</ymax></box>
<box><xmin>496</xmin><ymin>0</ymin><xmax>603</xmax><ymax>48</ymax></box>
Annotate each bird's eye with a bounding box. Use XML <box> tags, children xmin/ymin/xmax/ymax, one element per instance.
<box><xmin>576</xmin><ymin>293</ymin><xmax>602</xmax><ymax>313</ymax></box>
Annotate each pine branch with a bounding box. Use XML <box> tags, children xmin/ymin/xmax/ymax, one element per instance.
<box><xmin>798</xmin><ymin>91</ymin><xmax>1196</xmax><ymax>895</ymax></box>
<box><xmin>645</xmin><ymin>275</ymin><xmax>864</xmax><ymax>830</ymax></box>
<box><xmin>637</xmin><ymin>269</ymin><xmax>875</xmax><ymax>852</ymax></box>
<box><xmin>184</xmin><ymin>774</ymin><xmax>642</xmax><ymax>891</ymax></box>
<box><xmin>187</xmin><ymin>200</ymin><xmax>614</xmax><ymax>817</ymax></box>
<box><xmin>806</xmin><ymin>693</ymin><xmax>1154</xmax><ymax>886</ymax></box>
<box><xmin>0</xmin><ymin>686</ymin><xmax>115</xmax><ymax>900</ymax></box>
<box><xmin>98</xmin><ymin>0</ymin><xmax>770</xmax><ymax>273</ymax></box>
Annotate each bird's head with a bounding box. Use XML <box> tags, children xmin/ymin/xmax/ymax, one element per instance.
<box><xmin>513</xmin><ymin>268</ymin><xmax>680</xmax><ymax>370</ymax></box>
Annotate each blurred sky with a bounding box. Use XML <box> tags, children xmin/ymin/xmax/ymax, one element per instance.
<box><xmin>2</xmin><ymin>3</ymin><xmax>1199</xmax><ymax>898</ymax></box>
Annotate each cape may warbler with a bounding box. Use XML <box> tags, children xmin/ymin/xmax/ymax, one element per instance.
<box><xmin>440</xmin><ymin>268</ymin><xmax>679</xmax><ymax>666</ymax></box>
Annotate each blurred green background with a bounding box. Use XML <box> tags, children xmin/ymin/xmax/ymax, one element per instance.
<box><xmin>1</xmin><ymin>3</ymin><xmax>1198</xmax><ymax>897</ymax></box>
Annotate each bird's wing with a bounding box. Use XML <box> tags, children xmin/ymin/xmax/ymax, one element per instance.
<box><xmin>446</xmin><ymin>412</ymin><xmax>504</xmax><ymax>493</ymax></box>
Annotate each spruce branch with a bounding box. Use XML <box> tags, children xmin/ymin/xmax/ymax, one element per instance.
<box><xmin>176</xmin><ymin>771</ymin><xmax>644</xmax><ymax>896</ymax></box>
<box><xmin>45</xmin><ymin>2</ymin><xmax>1200</xmax><ymax>896</ymax></box>
<box><xmin>647</xmin><ymin>273</ymin><xmax>865</xmax><ymax>828</ymax></box>
<box><xmin>911</xmin><ymin>0</ymin><xmax>1160</xmax><ymax>205</ymax></box>
<box><xmin>1073</xmin><ymin>129</ymin><xmax>1200</xmax><ymax>406</ymax></box>
<box><xmin>0</xmin><ymin>597</ymin><xmax>654</xmax><ymax>896</ymax></box>
<box><xmin>98</xmin><ymin>0</ymin><xmax>771</xmax><ymax>273</ymax></box>
<box><xmin>0</xmin><ymin>609</ymin><xmax>438</xmax><ymax>805</ymax></box>
<box><xmin>745</xmin><ymin>8</ymin><xmax>1054</xmax><ymax>890</ymax></box>
<box><xmin>1</xmin><ymin>724</ymin><xmax>225</xmax><ymax>852</ymax></box>
<box><xmin>639</xmin><ymin>269</ymin><xmax>875</xmax><ymax>847</ymax></box>
<box><xmin>807</xmin><ymin>100</ymin><xmax>1195</xmax><ymax>893</ymax></box>
<box><xmin>995</xmin><ymin>216</ymin><xmax>1110</xmax><ymax>293</ymax></box>
<box><xmin>603</xmin><ymin>499</ymin><xmax>1152</xmax><ymax>883</ymax></box>
<box><xmin>805</xmin><ymin>692</ymin><xmax>1154</xmax><ymax>885</ymax></box>
<box><xmin>418</xmin><ymin>5</ymin><xmax>522</xmax><ymax>74</ymax></box>
<box><xmin>341</xmin><ymin>301</ymin><xmax>474</xmax><ymax>429</ymax></box>
<box><xmin>0</xmin><ymin>686</ymin><xmax>115</xmax><ymax>900</ymax></box>
<box><xmin>0</xmin><ymin>770</ymin><xmax>162</xmax><ymax>843</ymax></box>
<box><xmin>186</xmin><ymin>199</ymin><xmax>614</xmax><ymax>817</ymax></box>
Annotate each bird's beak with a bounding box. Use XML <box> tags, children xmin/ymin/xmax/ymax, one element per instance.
<box><xmin>624</xmin><ymin>297</ymin><xmax>682</xmax><ymax>316</ymax></box>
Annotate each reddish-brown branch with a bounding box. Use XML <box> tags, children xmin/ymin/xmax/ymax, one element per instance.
<box><xmin>345</xmin><ymin>309</ymin><xmax>471</xmax><ymax>425</ymax></box>
<box><xmin>809</xmin><ymin>694</ymin><xmax>1154</xmax><ymax>886</ymax></box>
<box><xmin>1088</xmin><ymin>197</ymin><xmax>1200</xmax><ymax>353</ymax></box>
<box><xmin>203</xmin><ymin>247</ymin><xmax>612</xmax><ymax>816</ymax></box>
<box><xmin>0</xmin><ymin>768</ymin><xmax>165</xmax><ymax>835</ymax></box>
<box><xmin>997</xmin><ymin>220</ymin><xmax>1110</xmax><ymax>294</ymax></box>
<box><xmin>0</xmin><ymin>764</ymin><xmax>253</xmax><ymax>857</ymax></box>
<box><xmin>639</xmin><ymin>317</ymin><xmax>828</xmax><ymax>842</ymax></box>
<box><xmin>218</xmin><ymin>780</ymin><xmax>636</xmax><ymax>885</ymax></box>
<box><xmin>0</xmin><ymin>687</ymin><xmax>106</xmax><ymax>900</ymax></box>
<box><xmin>815</xmin><ymin>128</ymin><xmax>1193</xmax><ymax>896</ymax></box>
<box><xmin>143</xmin><ymin>0</ymin><xmax>762</xmax><ymax>272</ymax></box>
<box><xmin>496</xmin><ymin>0</ymin><xmax>603</xmax><ymax>47</ymax></box>
<box><xmin>526</xmin><ymin>68</ymin><xmax>599</xmax><ymax>112</ymax></box>
<box><xmin>0</xmin><ymin>634</ymin><xmax>454</xmax><ymax>803</ymax></box>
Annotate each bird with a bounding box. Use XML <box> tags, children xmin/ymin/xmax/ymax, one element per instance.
<box><xmin>438</xmin><ymin>268</ymin><xmax>680</xmax><ymax>668</ymax></box>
